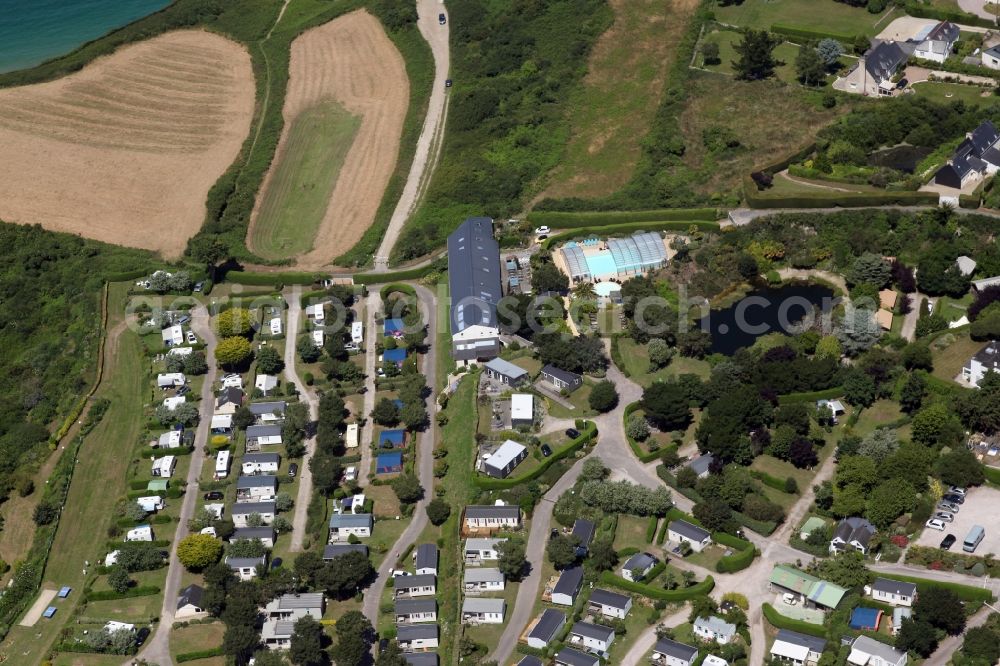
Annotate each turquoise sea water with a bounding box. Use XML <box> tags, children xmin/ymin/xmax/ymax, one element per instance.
<box><xmin>0</xmin><ymin>0</ymin><xmax>171</xmax><ymax>74</ymax></box>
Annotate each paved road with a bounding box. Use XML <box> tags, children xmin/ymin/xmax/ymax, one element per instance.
<box><xmin>359</xmin><ymin>291</ymin><xmax>382</xmax><ymax>486</ymax></box>
<box><xmin>135</xmin><ymin>306</ymin><xmax>219</xmax><ymax>666</ymax></box>
<box><xmin>361</xmin><ymin>285</ymin><xmax>438</xmax><ymax>623</ymax></box>
<box><xmin>285</xmin><ymin>285</ymin><xmax>320</xmax><ymax>551</ymax></box>
<box><xmin>924</xmin><ymin>603</ymin><xmax>994</xmax><ymax>666</ymax></box>
<box><xmin>373</xmin><ymin>0</ymin><xmax>450</xmax><ymax>269</ymax></box>
<box><xmin>958</xmin><ymin>0</ymin><xmax>994</xmax><ymax>21</ymax></box>
<box><xmin>621</xmin><ymin>606</ymin><xmax>691</xmax><ymax>666</ymax></box>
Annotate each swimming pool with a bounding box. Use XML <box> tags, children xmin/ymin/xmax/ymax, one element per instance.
<box><xmin>586</xmin><ymin>253</ymin><xmax>618</xmax><ymax>278</ymax></box>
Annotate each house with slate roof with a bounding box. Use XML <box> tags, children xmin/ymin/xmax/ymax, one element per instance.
<box><xmin>555</xmin><ymin>647</ymin><xmax>600</xmax><ymax>666</ymax></box>
<box><xmin>588</xmin><ymin>588</ymin><xmax>632</xmax><ymax>619</ymax></box>
<box><xmin>933</xmin><ymin>121</ymin><xmax>1000</xmax><ymax>203</ymax></box>
<box><xmin>568</xmin><ymin>621</ymin><xmax>615</xmax><ymax>654</ymax></box>
<box><xmin>867</xmin><ymin>578</ymin><xmax>917</xmax><ymax>607</ymax></box>
<box><xmin>396</xmin><ymin>599</ymin><xmax>437</xmax><ymax>624</ymax></box>
<box><xmin>652</xmin><ymin>638</ymin><xmax>699</xmax><ymax>666</ymax></box>
<box><xmin>550</xmin><ymin>566</ymin><xmax>584</xmax><ymax>605</ymax></box>
<box><xmin>526</xmin><ymin>608</ymin><xmax>566</xmax><ymax>649</ymax></box>
<box><xmin>770</xmin><ymin>629</ymin><xmax>827</xmax><ymax>666</ymax></box>
<box><xmin>830</xmin><ymin>517</ymin><xmax>876</xmax><ymax>555</ymax></box>
<box><xmin>837</xmin><ymin>41</ymin><xmax>910</xmax><ymax>97</ymax></box>
<box><xmin>668</xmin><ymin>519</ymin><xmax>712</xmax><ymax>552</ymax></box>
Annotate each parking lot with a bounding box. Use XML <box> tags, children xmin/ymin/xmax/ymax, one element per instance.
<box><xmin>915</xmin><ymin>486</ymin><xmax>1000</xmax><ymax>554</ymax></box>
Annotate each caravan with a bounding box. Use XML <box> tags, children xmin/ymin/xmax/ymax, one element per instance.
<box><xmin>215</xmin><ymin>450</ymin><xmax>231</xmax><ymax>479</ymax></box>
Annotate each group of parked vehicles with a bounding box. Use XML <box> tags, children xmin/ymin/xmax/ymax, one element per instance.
<box><xmin>923</xmin><ymin>487</ymin><xmax>986</xmax><ymax>552</ymax></box>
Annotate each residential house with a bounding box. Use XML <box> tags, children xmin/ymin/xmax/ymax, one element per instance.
<box><xmin>126</xmin><ymin>525</ymin><xmax>153</xmax><ymax>542</ymax></box>
<box><xmin>668</xmin><ymin>520</ymin><xmax>712</xmax><ymax>552</ymax></box>
<box><xmin>394</xmin><ymin>574</ymin><xmax>436</xmax><ymax>598</ymax></box>
<box><xmin>588</xmin><ymin>588</ymin><xmax>632</xmax><ymax>619</ymax></box>
<box><xmin>395</xmin><ymin>599</ymin><xmax>437</xmax><ymax>624</ymax></box>
<box><xmin>214</xmin><ymin>450</ymin><xmax>230</xmax><ymax>479</ymax></box>
<box><xmin>448</xmin><ymin>217</ymin><xmax>502</xmax><ymax>363</ymax></box>
<box><xmin>215</xmin><ymin>387</ymin><xmax>243</xmax><ymax>414</ymax></box>
<box><xmin>464</xmin><ymin>568</ymin><xmax>505</xmax><ymax>593</ymax></box>
<box><xmin>510</xmin><ymin>393</ymin><xmax>534</xmax><ymax>428</ymax></box>
<box><xmin>867</xmin><ymin>578</ymin><xmax>917</xmax><ymax>607</ymax></box>
<box><xmin>483</xmin><ymin>357</ymin><xmax>529</xmax><ymax>386</ymax></box>
<box><xmin>464</xmin><ymin>537</ymin><xmax>506</xmax><ymax>564</ymax></box>
<box><xmin>414</xmin><ymin>544</ymin><xmax>438</xmax><ymax>576</ymax></box>
<box><xmin>694</xmin><ymin>616</ymin><xmax>737</xmax><ymax>644</ymax></box>
<box><xmin>769</xmin><ymin>565</ymin><xmax>848</xmax><ymax>610</ymax></box>
<box><xmin>242</xmin><ymin>452</ymin><xmax>280</xmax><ymax>476</ymax></box>
<box><xmin>912</xmin><ymin>21</ymin><xmax>959</xmax><ymax>63</ymax></box>
<box><xmin>830</xmin><ymin>517</ymin><xmax>877</xmax><ymax>555</ymax></box>
<box><xmin>687</xmin><ymin>453</ymin><xmax>715</xmax><ymax>479</ymax></box>
<box><xmin>461</xmin><ymin>597</ymin><xmax>505</xmax><ymax>624</ymax></box>
<box><xmin>770</xmin><ymin>630</ymin><xmax>827</xmax><ymax>666</ymax></box>
<box><xmin>651</xmin><ymin>638</ymin><xmax>699</xmax><ymax>666</ymax></box>
<box><xmin>232</xmin><ymin>527</ymin><xmax>276</xmax><ymax>548</ymax></box>
<box><xmin>328</xmin><ymin>513</ymin><xmax>373</xmax><ymax>542</ymax></box>
<box><xmin>817</xmin><ymin>399</ymin><xmax>846</xmax><ymax>425</ymax></box>
<box><xmin>136</xmin><ymin>496</ymin><xmax>164</xmax><ymax>513</ymax></box>
<box><xmin>246</xmin><ymin>424</ymin><xmax>282</xmax><ymax>448</ymax></box>
<box><xmin>621</xmin><ymin>552</ymin><xmax>657</xmax><ymax>581</ymax></box>
<box><xmin>151</xmin><ymin>456</ymin><xmax>177</xmax><ymax>478</ymax></box>
<box><xmin>962</xmin><ymin>340</ymin><xmax>1000</xmax><ymax>387</ymax></box>
<box><xmin>956</xmin><ymin>255</ymin><xmax>977</xmax><ymax>277</ymax></box>
<box><xmin>526</xmin><ymin>608</ymin><xmax>566</xmax><ymax>649</ymax></box>
<box><xmin>226</xmin><ymin>556</ymin><xmax>266</xmax><ymax>581</ymax></box>
<box><xmin>934</xmin><ymin>121</ymin><xmax>1000</xmax><ymax>197</ymax></box>
<box><xmin>162</xmin><ymin>396</ymin><xmax>186</xmax><ymax>411</ymax></box>
<box><xmin>973</xmin><ymin>275</ymin><xmax>1000</xmax><ymax>293</ymax></box>
<box><xmin>571</xmin><ymin>519</ymin><xmax>595</xmax><ymax>556</ymax></box>
<box><xmin>323</xmin><ymin>543</ymin><xmax>369</xmax><ymax>560</ymax></box>
<box><xmin>236</xmin><ymin>475</ymin><xmax>277</xmax><ymax>503</ymax></box>
<box><xmin>839</xmin><ymin>41</ymin><xmax>909</xmax><ymax>97</ymax></box>
<box><xmin>481</xmin><ymin>440</ymin><xmax>528</xmax><ymax>479</ymax></box>
<box><xmin>261</xmin><ymin>593</ymin><xmax>324</xmax><ymax>649</ymax></box>
<box><xmin>162</xmin><ymin>325</ymin><xmax>184</xmax><ymax>346</ymax></box>
<box><xmin>541</xmin><ymin>364</ymin><xmax>583</xmax><ymax>392</ymax></box>
<box><xmin>210</xmin><ymin>414</ymin><xmax>233</xmax><ymax>435</ymax></box>
<box><xmin>255</xmin><ymin>374</ymin><xmax>279</xmax><ymax>396</ymax></box>
<box><xmin>157</xmin><ymin>430</ymin><xmax>182</xmax><ymax>449</ymax></box>
<box><xmin>397</xmin><ymin>624</ymin><xmax>439</xmax><ymax>651</ymax></box>
<box><xmin>157</xmin><ymin>372</ymin><xmax>186</xmax><ymax>389</ymax></box>
<box><xmin>983</xmin><ymin>44</ymin><xmax>1000</xmax><ymax>70</ymax></box>
<box><xmin>847</xmin><ymin>636</ymin><xmax>908</xmax><ymax>666</ymax></box>
<box><xmin>551</xmin><ymin>566</ymin><xmax>584</xmax><ymax>606</ymax></box>
<box><xmin>554</xmin><ymin>647</ymin><xmax>600</xmax><ymax>666</ymax></box>
<box><xmin>569</xmin><ymin>622</ymin><xmax>615</xmax><ymax>654</ymax></box>
<box><xmin>176</xmin><ymin>584</ymin><xmax>206</xmax><ymax>620</ymax></box>
<box><xmin>464</xmin><ymin>504</ymin><xmax>521</xmax><ymax>531</ymax></box>
<box><xmin>232</xmin><ymin>501</ymin><xmax>276</xmax><ymax>528</ymax></box>
<box><xmin>249</xmin><ymin>401</ymin><xmax>286</xmax><ymax>424</ymax></box>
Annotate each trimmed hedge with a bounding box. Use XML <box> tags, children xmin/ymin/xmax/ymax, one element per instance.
<box><xmin>984</xmin><ymin>464</ymin><xmax>1000</xmax><ymax>486</ymax></box>
<box><xmin>777</xmin><ymin>386</ymin><xmax>844</xmax><ymax>404</ymax></box>
<box><xmin>745</xmin><ymin>185</ymin><xmax>939</xmax><ymax>209</ymax></box>
<box><xmin>380</xmin><ymin>283</ymin><xmax>417</xmax><ymax>300</ymax></box>
<box><xmin>472</xmin><ymin>422</ymin><xmax>598</xmax><ymax>489</ymax></box>
<box><xmin>646</xmin><ymin>516</ymin><xmax>659</xmax><ymax>543</ymax></box>
<box><xmin>623</xmin><ymin>402</ymin><xmax>678</xmax><ymax>463</ymax></box>
<box><xmin>224</xmin><ymin>271</ymin><xmax>321</xmax><ymax>286</ymax></box>
<box><xmin>655</xmin><ymin>517</ymin><xmax>670</xmax><ymax>544</ymax></box>
<box><xmin>770</xmin><ymin>23</ymin><xmax>858</xmax><ymax>44</ymax></box>
<box><xmin>762</xmin><ymin>603</ymin><xmax>827</xmax><ymax>637</ymax></box>
<box><xmin>527</xmin><ymin>208</ymin><xmax>721</xmax><ymax>228</ymax></box>
<box><xmin>354</xmin><ymin>262</ymin><xmax>442</xmax><ymax>285</ymax></box>
<box><xmin>541</xmin><ymin>221</ymin><xmax>719</xmax><ymax>251</ymax></box>
<box><xmin>751</xmin><ymin>470</ymin><xmax>798</xmax><ymax>495</ymax></box>
<box><xmin>139</xmin><ymin>446</ymin><xmax>193</xmax><ymax>458</ymax></box>
<box><xmin>717</xmin><ymin>544</ymin><xmax>758</xmax><ymax>573</ymax></box>
<box><xmin>85</xmin><ymin>585</ymin><xmax>160</xmax><ymax>602</ymax></box>
<box><xmin>178</xmin><ymin>647</ymin><xmax>226</xmax><ymax>662</ymax></box>
<box><xmin>599</xmin><ymin>571</ymin><xmax>715</xmax><ymax>601</ymax></box>
<box><xmin>663</xmin><ymin>509</ymin><xmax>757</xmax><ymax>573</ymax></box>
<box><xmin>610</xmin><ymin>335</ymin><xmax>630</xmax><ymax>378</ymax></box>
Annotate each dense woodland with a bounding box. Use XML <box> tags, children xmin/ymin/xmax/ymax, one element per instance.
<box><xmin>0</xmin><ymin>223</ymin><xmax>150</xmax><ymax>504</ymax></box>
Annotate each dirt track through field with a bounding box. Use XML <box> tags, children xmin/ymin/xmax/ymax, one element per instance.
<box><xmin>248</xmin><ymin>10</ymin><xmax>409</xmax><ymax>267</ymax></box>
<box><xmin>0</xmin><ymin>31</ymin><xmax>254</xmax><ymax>258</ymax></box>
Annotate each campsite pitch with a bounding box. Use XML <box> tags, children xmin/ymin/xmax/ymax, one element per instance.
<box><xmin>0</xmin><ymin>30</ymin><xmax>255</xmax><ymax>258</ymax></box>
<box><xmin>19</xmin><ymin>588</ymin><xmax>57</xmax><ymax>627</ymax></box>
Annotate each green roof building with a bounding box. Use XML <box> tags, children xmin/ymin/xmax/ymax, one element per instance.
<box><xmin>769</xmin><ymin>564</ymin><xmax>847</xmax><ymax>610</ymax></box>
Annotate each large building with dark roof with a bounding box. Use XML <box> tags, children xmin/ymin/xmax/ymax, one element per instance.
<box><xmin>447</xmin><ymin>217</ymin><xmax>502</xmax><ymax>363</ymax></box>
<box><xmin>935</xmin><ymin>121</ymin><xmax>1000</xmax><ymax>191</ymax></box>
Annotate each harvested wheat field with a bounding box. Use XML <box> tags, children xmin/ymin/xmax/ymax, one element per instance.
<box><xmin>248</xmin><ymin>9</ymin><xmax>409</xmax><ymax>266</ymax></box>
<box><xmin>0</xmin><ymin>31</ymin><xmax>254</xmax><ymax>258</ymax></box>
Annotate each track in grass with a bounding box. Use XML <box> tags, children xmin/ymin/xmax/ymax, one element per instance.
<box><xmin>251</xmin><ymin>102</ymin><xmax>361</xmax><ymax>259</ymax></box>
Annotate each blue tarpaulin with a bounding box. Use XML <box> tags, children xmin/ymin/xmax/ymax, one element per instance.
<box><xmin>376</xmin><ymin>451</ymin><xmax>403</xmax><ymax>474</ymax></box>
<box><xmin>849</xmin><ymin>607</ymin><xmax>881</xmax><ymax>630</ymax></box>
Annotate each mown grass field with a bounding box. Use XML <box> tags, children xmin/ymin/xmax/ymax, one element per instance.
<box><xmin>541</xmin><ymin>0</ymin><xmax>697</xmax><ymax>199</ymax></box>
<box><xmin>250</xmin><ymin>101</ymin><xmax>361</xmax><ymax>260</ymax></box>
<box><xmin>912</xmin><ymin>82</ymin><xmax>994</xmax><ymax>107</ymax></box>
<box><xmin>699</xmin><ymin>30</ymin><xmax>802</xmax><ymax>84</ymax></box>
<box><xmin>617</xmin><ymin>338</ymin><xmax>711</xmax><ymax>386</ymax></box>
<box><xmin>170</xmin><ymin>620</ymin><xmax>226</xmax><ymax>662</ymax></box>
<box><xmin>713</xmin><ymin>0</ymin><xmax>894</xmax><ymax>36</ymax></box>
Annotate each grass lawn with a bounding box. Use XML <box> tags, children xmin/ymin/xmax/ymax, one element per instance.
<box><xmin>683</xmin><ymin>544</ymin><xmax>728</xmax><ymax>572</ymax></box>
<box><xmin>369</xmin><ymin>516</ymin><xmax>410</xmax><ymax>568</ymax></box>
<box><xmin>604</xmin><ymin>600</ymin><xmax>660</xmax><ymax>663</ymax></box>
<box><xmin>170</xmin><ymin>620</ymin><xmax>225</xmax><ymax>659</ymax></box>
<box><xmin>935</xmin><ymin>293</ymin><xmax>973</xmax><ymax>323</ymax></box>
<box><xmin>854</xmin><ymin>399</ymin><xmax>904</xmax><ymax>436</ymax></box>
<box><xmin>713</xmin><ymin>0</ymin><xmax>893</xmax><ymax>36</ymax></box>
<box><xmin>542</xmin><ymin>0</ymin><xmax>696</xmax><ymax>199</ymax></box>
<box><xmin>250</xmin><ymin>101</ymin><xmax>361</xmax><ymax>260</ymax></box>
<box><xmin>751</xmin><ymin>455</ymin><xmax>813</xmax><ymax>494</ymax></box>
<box><xmin>679</xmin><ymin>73</ymin><xmax>841</xmax><ymax>198</ymax></box>
<box><xmin>462</xmin><ymin>583</ymin><xmax>520</xmax><ymax>650</ymax></box>
<box><xmin>364</xmin><ymin>483</ymin><xmax>402</xmax><ymax>517</ymax></box>
<box><xmin>4</xmin><ymin>322</ymin><xmax>148</xmax><ymax>663</ymax></box>
<box><xmin>931</xmin><ymin>332</ymin><xmax>983</xmax><ymax>383</ymax></box>
<box><xmin>54</xmin><ymin>655</ymin><xmax>147</xmax><ymax>666</ymax></box>
<box><xmin>912</xmin><ymin>81</ymin><xmax>995</xmax><ymax>106</ymax></box>
<box><xmin>700</xmin><ymin>30</ymin><xmax>801</xmax><ymax>84</ymax></box>
<box><xmin>614</xmin><ymin>515</ymin><xmax>655</xmax><ymax>551</ymax></box>
<box><xmin>543</xmin><ymin>381</ymin><xmax>597</xmax><ymax>419</ymax></box>
<box><xmin>617</xmin><ymin>338</ymin><xmax>711</xmax><ymax>386</ymax></box>
<box><xmin>511</xmin><ymin>355</ymin><xmax>543</xmax><ymax>378</ymax></box>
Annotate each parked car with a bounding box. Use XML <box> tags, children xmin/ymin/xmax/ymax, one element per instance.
<box><xmin>942</xmin><ymin>493</ymin><xmax>965</xmax><ymax>505</ymax></box>
<box><xmin>948</xmin><ymin>486</ymin><xmax>967</xmax><ymax>496</ymax></box>
<box><xmin>540</xmin><ymin>444</ymin><xmax>552</xmax><ymax>457</ymax></box>
<box><xmin>938</xmin><ymin>501</ymin><xmax>960</xmax><ymax>513</ymax></box>
<box><xmin>896</xmin><ymin>78</ymin><xmax>908</xmax><ymax>90</ymax></box>
<box><xmin>392</xmin><ymin>570</ymin><xmax>412</xmax><ymax>578</ymax></box>
<box><xmin>177</xmin><ymin>315</ymin><xmax>191</xmax><ymax>325</ymax></box>
<box><xmin>565</xmin><ymin>428</ymin><xmax>580</xmax><ymax>439</ymax></box>
<box><xmin>934</xmin><ymin>511</ymin><xmax>955</xmax><ymax>523</ymax></box>
<box><xmin>345</xmin><ymin>466</ymin><xmax>357</xmax><ymax>482</ymax></box>
<box><xmin>204</xmin><ymin>491</ymin><xmax>224</xmax><ymax>500</ymax></box>
<box><xmin>782</xmin><ymin>593</ymin><xmax>798</xmax><ymax>606</ymax></box>
<box><xmin>925</xmin><ymin>518</ymin><xmax>946</xmax><ymax>531</ymax></box>
<box><xmin>186</xmin><ymin>331</ymin><xmax>198</xmax><ymax>344</ymax></box>
<box><xmin>445</xmin><ymin>78</ymin><xmax>452</xmax><ymax>88</ymax></box>
<box><xmin>288</xmin><ymin>463</ymin><xmax>298</xmax><ymax>477</ymax></box>
<box><xmin>534</xmin><ymin>225</ymin><xmax>551</xmax><ymax>236</ymax></box>
<box><xmin>193</xmin><ymin>282</ymin><xmax>204</xmax><ymax>292</ymax></box>
<box><xmin>940</xmin><ymin>534</ymin><xmax>957</xmax><ymax>550</ymax></box>
<box><xmin>177</xmin><ymin>385</ymin><xmax>191</xmax><ymax>396</ymax></box>
<box><xmin>136</xmin><ymin>627</ymin><xmax>151</xmax><ymax>646</ymax></box>
<box><xmin>438</xmin><ymin>12</ymin><xmax>446</xmax><ymax>24</ymax></box>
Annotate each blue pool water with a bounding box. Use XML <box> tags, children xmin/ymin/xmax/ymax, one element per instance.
<box><xmin>0</xmin><ymin>0</ymin><xmax>170</xmax><ymax>74</ymax></box>
<box><xmin>585</xmin><ymin>253</ymin><xmax>618</xmax><ymax>277</ymax></box>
